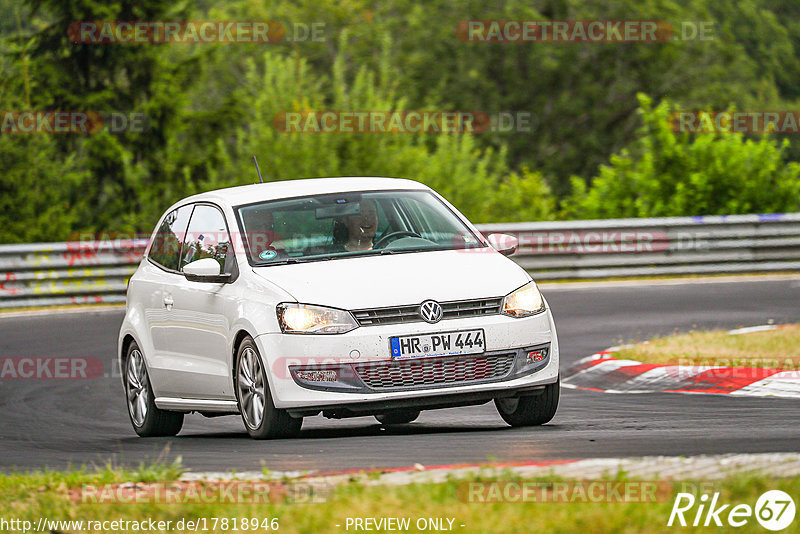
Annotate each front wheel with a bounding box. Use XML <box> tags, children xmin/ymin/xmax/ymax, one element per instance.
<box><xmin>495</xmin><ymin>380</ymin><xmax>559</xmax><ymax>427</ymax></box>
<box><xmin>235</xmin><ymin>337</ymin><xmax>302</xmax><ymax>439</ymax></box>
<box><xmin>124</xmin><ymin>342</ymin><xmax>183</xmax><ymax>437</ymax></box>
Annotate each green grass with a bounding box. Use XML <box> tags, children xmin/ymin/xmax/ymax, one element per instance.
<box><xmin>2</xmin><ymin>463</ymin><xmax>798</xmax><ymax>533</ymax></box>
<box><xmin>614</xmin><ymin>325</ymin><xmax>800</xmax><ymax>368</ymax></box>
<box><xmin>0</xmin><ymin>459</ymin><xmax>184</xmax><ymax>500</ymax></box>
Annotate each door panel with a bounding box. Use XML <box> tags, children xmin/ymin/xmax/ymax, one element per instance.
<box><xmin>165</xmin><ymin>204</ymin><xmax>237</xmax><ymax>400</ymax></box>
<box><xmin>141</xmin><ymin>204</ymin><xmax>193</xmax><ymax>398</ymax></box>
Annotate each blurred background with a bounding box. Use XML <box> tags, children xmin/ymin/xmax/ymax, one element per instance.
<box><xmin>2</xmin><ymin>0</ymin><xmax>800</xmax><ymax>244</ymax></box>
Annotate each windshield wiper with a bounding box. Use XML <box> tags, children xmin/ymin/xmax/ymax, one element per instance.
<box><xmin>261</xmin><ymin>257</ymin><xmax>310</xmax><ymax>265</ymax></box>
<box><xmin>380</xmin><ymin>245</ymin><xmax>449</xmax><ymax>254</ymax></box>
<box><xmin>344</xmin><ymin>248</ymin><xmax>398</xmax><ymax>258</ymax></box>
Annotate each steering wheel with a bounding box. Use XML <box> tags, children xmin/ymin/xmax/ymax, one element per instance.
<box><xmin>373</xmin><ymin>230</ymin><xmax>422</xmax><ymax>249</ymax></box>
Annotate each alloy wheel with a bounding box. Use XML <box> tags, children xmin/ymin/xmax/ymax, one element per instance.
<box><xmin>237</xmin><ymin>347</ymin><xmax>266</xmax><ymax>429</ymax></box>
<box><xmin>126</xmin><ymin>349</ymin><xmax>149</xmax><ymax>426</ymax></box>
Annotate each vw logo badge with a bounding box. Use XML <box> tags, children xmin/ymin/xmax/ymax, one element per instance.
<box><xmin>419</xmin><ymin>300</ymin><xmax>443</xmax><ymax>323</ymax></box>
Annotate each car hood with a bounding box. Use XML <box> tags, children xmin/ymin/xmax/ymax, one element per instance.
<box><xmin>251</xmin><ymin>249</ymin><xmax>530</xmax><ymax>309</ymax></box>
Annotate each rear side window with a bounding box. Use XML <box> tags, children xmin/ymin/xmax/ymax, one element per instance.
<box><xmin>180</xmin><ymin>204</ymin><xmax>230</xmax><ymax>271</ymax></box>
<box><xmin>149</xmin><ymin>205</ymin><xmax>193</xmax><ymax>271</ymax></box>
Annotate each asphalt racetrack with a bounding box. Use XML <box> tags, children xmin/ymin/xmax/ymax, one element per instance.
<box><xmin>1</xmin><ymin>278</ymin><xmax>798</xmax><ymax>473</ymax></box>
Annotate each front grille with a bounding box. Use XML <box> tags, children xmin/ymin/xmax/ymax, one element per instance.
<box><xmin>442</xmin><ymin>298</ymin><xmax>503</xmax><ymax>319</ymax></box>
<box><xmin>353</xmin><ymin>297</ymin><xmax>502</xmax><ymax>326</ymax></box>
<box><xmin>352</xmin><ymin>353</ymin><xmax>516</xmax><ymax>391</ymax></box>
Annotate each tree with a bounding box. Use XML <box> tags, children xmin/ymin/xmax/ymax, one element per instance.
<box><xmin>22</xmin><ymin>0</ymin><xmax>196</xmax><ymax>231</ymax></box>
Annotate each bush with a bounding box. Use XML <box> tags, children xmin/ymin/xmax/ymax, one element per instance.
<box><xmin>0</xmin><ymin>135</ymin><xmax>88</xmax><ymax>243</ymax></box>
<box><xmin>563</xmin><ymin>94</ymin><xmax>800</xmax><ymax>219</ymax></box>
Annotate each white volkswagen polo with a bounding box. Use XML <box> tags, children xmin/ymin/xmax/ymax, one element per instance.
<box><xmin>119</xmin><ymin>177</ymin><xmax>559</xmax><ymax>439</ymax></box>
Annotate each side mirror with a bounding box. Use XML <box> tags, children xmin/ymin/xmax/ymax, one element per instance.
<box><xmin>183</xmin><ymin>258</ymin><xmax>231</xmax><ymax>283</ymax></box>
<box><xmin>487</xmin><ymin>233</ymin><xmax>519</xmax><ymax>256</ymax></box>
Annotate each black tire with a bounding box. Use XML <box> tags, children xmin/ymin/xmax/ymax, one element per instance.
<box><xmin>234</xmin><ymin>336</ymin><xmax>302</xmax><ymax>439</ymax></box>
<box><xmin>494</xmin><ymin>379</ymin><xmax>559</xmax><ymax>427</ymax></box>
<box><xmin>124</xmin><ymin>342</ymin><xmax>183</xmax><ymax>437</ymax></box>
<box><xmin>375</xmin><ymin>409</ymin><xmax>420</xmax><ymax>425</ymax></box>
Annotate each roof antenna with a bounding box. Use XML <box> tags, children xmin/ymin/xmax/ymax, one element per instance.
<box><xmin>252</xmin><ymin>155</ymin><xmax>264</xmax><ymax>183</ymax></box>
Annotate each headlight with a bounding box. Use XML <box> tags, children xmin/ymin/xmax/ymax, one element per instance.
<box><xmin>276</xmin><ymin>303</ymin><xmax>358</xmax><ymax>334</ymax></box>
<box><xmin>501</xmin><ymin>281</ymin><xmax>545</xmax><ymax>317</ymax></box>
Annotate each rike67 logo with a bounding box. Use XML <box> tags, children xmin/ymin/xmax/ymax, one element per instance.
<box><xmin>668</xmin><ymin>490</ymin><xmax>796</xmax><ymax>531</ymax></box>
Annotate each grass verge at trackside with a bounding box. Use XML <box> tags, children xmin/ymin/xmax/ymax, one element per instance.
<box><xmin>614</xmin><ymin>324</ymin><xmax>800</xmax><ymax>368</ymax></box>
<box><xmin>1</xmin><ymin>462</ymin><xmax>799</xmax><ymax>533</ymax></box>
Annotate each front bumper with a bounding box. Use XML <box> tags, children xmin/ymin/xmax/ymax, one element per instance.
<box><xmin>255</xmin><ymin>308</ymin><xmax>559</xmax><ymax>410</ymax></box>
<box><xmin>288</xmin><ymin>343</ymin><xmax>551</xmax><ymax>393</ymax></box>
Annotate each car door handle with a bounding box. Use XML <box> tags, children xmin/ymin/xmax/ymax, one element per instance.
<box><xmin>163</xmin><ymin>295</ymin><xmax>174</xmax><ymax>309</ymax></box>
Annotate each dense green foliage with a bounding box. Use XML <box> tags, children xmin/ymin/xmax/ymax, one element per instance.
<box><xmin>1</xmin><ymin>0</ymin><xmax>800</xmax><ymax>242</ymax></box>
<box><xmin>564</xmin><ymin>95</ymin><xmax>800</xmax><ymax>218</ymax></box>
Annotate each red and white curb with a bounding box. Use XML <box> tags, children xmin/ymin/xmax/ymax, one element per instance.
<box><xmin>179</xmin><ymin>453</ymin><xmax>800</xmax><ymax>485</ymax></box>
<box><xmin>563</xmin><ymin>325</ymin><xmax>800</xmax><ymax>398</ymax></box>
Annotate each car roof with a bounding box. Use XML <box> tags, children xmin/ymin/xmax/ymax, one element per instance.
<box><xmin>177</xmin><ymin>177</ymin><xmax>431</xmax><ymax>208</ymax></box>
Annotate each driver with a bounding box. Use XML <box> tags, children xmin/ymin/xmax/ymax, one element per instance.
<box><xmin>334</xmin><ymin>199</ymin><xmax>378</xmax><ymax>252</ymax></box>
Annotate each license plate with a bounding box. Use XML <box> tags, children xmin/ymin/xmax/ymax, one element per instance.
<box><xmin>389</xmin><ymin>329</ymin><xmax>485</xmax><ymax>360</ymax></box>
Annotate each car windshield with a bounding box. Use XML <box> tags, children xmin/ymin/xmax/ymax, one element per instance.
<box><xmin>236</xmin><ymin>189</ymin><xmax>484</xmax><ymax>264</ymax></box>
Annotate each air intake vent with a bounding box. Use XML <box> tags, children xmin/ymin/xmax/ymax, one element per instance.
<box><xmin>353</xmin><ymin>353</ymin><xmax>515</xmax><ymax>391</ymax></box>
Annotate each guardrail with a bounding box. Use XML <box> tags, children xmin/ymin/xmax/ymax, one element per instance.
<box><xmin>0</xmin><ymin>213</ymin><xmax>798</xmax><ymax>308</ymax></box>
<box><xmin>0</xmin><ymin>240</ymin><xmax>146</xmax><ymax>308</ymax></box>
<box><xmin>480</xmin><ymin>212</ymin><xmax>800</xmax><ymax>280</ymax></box>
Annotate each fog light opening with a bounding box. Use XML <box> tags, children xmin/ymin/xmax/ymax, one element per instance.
<box><xmin>296</xmin><ymin>369</ymin><xmax>338</xmax><ymax>382</ymax></box>
<box><xmin>526</xmin><ymin>348</ymin><xmax>548</xmax><ymax>363</ymax></box>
